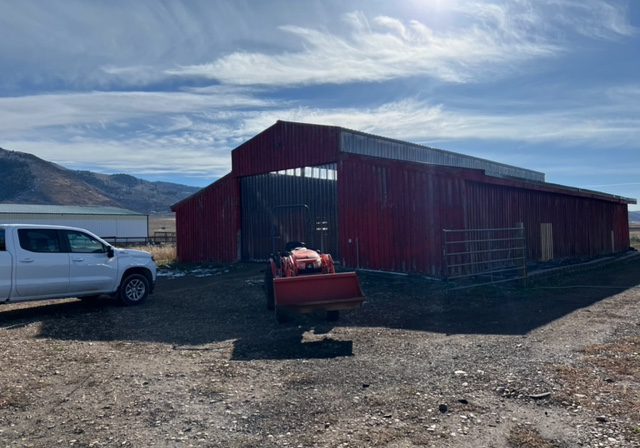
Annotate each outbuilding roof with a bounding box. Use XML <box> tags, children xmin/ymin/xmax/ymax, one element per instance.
<box><xmin>0</xmin><ymin>204</ymin><xmax>144</xmax><ymax>216</ymax></box>
<box><xmin>176</xmin><ymin>120</ymin><xmax>636</xmax><ymax>208</ymax></box>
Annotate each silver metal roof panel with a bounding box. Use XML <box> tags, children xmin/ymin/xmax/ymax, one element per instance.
<box><xmin>340</xmin><ymin>129</ymin><xmax>546</xmax><ymax>183</ymax></box>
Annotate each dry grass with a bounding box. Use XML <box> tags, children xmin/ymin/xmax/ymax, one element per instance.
<box><xmin>0</xmin><ymin>386</ymin><xmax>30</xmax><ymax>410</ymax></box>
<box><xmin>631</xmin><ymin>225</ymin><xmax>640</xmax><ymax>250</ymax></box>
<box><xmin>130</xmin><ymin>244</ymin><xmax>176</xmax><ymax>266</ymax></box>
<box><xmin>507</xmin><ymin>426</ymin><xmax>564</xmax><ymax>448</ymax></box>
<box><xmin>149</xmin><ymin>214</ymin><xmax>176</xmax><ymax>234</ymax></box>
<box><xmin>553</xmin><ymin>337</ymin><xmax>640</xmax><ymax>437</ymax></box>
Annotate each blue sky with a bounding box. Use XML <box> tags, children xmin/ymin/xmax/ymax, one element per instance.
<box><xmin>0</xmin><ymin>0</ymin><xmax>638</xmax><ymax>209</ymax></box>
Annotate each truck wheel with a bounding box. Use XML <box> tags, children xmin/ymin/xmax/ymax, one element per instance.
<box><xmin>119</xmin><ymin>273</ymin><xmax>149</xmax><ymax>305</ymax></box>
<box><xmin>264</xmin><ymin>268</ymin><xmax>275</xmax><ymax>310</ymax></box>
<box><xmin>326</xmin><ymin>310</ymin><xmax>340</xmax><ymax>321</ymax></box>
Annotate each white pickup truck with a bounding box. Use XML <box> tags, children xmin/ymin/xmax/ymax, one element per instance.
<box><xmin>0</xmin><ymin>224</ymin><xmax>156</xmax><ymax>306</ymax></box>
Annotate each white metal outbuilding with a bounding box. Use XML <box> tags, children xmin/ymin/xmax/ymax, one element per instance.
<box><xmin>0</xmin><ymin>204</ymin><xmax>148</xmax><ymax>242</ymax></box>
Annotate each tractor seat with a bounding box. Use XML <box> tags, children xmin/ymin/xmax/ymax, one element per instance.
<box><xmin>284</xmin><ymin>241</ymin><xmax>306</xmax><ymax>252</ymax></box>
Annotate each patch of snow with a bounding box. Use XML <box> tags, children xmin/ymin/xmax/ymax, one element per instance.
<box><xmin>157</xmin><ymin>266</ymin><xmax>221</xmax><ymax>279</ymax></box>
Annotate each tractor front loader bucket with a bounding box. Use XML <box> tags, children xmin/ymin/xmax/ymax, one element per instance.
<box><xmin>273</xmin><ymin>272</ymin><xmax>365</xmax><ymax>313</ymax></box>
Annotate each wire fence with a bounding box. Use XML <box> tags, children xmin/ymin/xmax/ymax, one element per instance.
<box><xmin>103</xmin><ymin>231</ymin><xmax>176</xmax><ymax>247</ymax></box>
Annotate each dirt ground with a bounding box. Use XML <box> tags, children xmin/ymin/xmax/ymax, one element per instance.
<box><xmin>148</xmin><ymin>215</ymin><xmax>175</xmax><ymax>235</ymax></box>
<box><xmin>1</xmin><ymin>255</ymin><xmax>639</xmax><ymax>448</ymax></box>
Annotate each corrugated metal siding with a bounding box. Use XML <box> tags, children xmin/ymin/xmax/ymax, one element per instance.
<box><xmin>174</xmin><ymin>121</ymin><xmax>631</xmax><ymax>269</ymax></box>
<box><xmin>0</xmin><ymin>214</ymin><xmax>148</xmax><ymax>239</ymax></box>
<box><xmin>241</xmin><ymin>165</ymin><xmax>339</xmax><ymax>260</ymax></box>
<box><xmin>464</xmin><ymin>181</ymin><xmax>631</xmax><ymax>261</ymax></box>
<box><xmin>232</xmin><ymin>121</ymin><xmax>341</xmax><ymax>177</ymax></box>
<box><xmin>339</xmin><ymin>153</ymin><xmax>630</xmax><ymax>276</ymax></box>
<box><xmin>174</xmin><ymin>174</ymin><xmax>240</xmax><ymax>263</ymax></box>
<box><xmin>341</xmin><ymin>130</ymin><xmax>546</xmax><ymax>182</ymax></box>
<box><xmin>338</xmin><ymin>154</ymin><xmax>466</xmax><ymax>276</ymax></box>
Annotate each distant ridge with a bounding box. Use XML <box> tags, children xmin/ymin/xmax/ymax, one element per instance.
<box><xmin>630</xmin><ymin>211</ymin><xmax>640</xmax><ymax>223</ymax></box>
<box><xmin>0</xmin><ymin>147</ymin><xmax>199</xmax><ymax>214</ymax></box>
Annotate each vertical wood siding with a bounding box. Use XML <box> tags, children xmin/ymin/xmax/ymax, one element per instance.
<box><xmin>174</xmin><ymin>174</ymin><xmax>240</xmax><ymax>263</ymax></box>
<box><xmin>175</xmin><ymin>122</ymin><xmax>631</xmax><ymax>269</ymax></box>
<box><xmin>338</xmin><ymin>153</ymin><xmax>630</xmax><ymax>275</ymax></box>
<box><xmin>464</xmin><ymin>181</ymin><xmax>630</xmax><ymax>261</ymax></box>
<box><xmin>338</xmin><ymin>154</ymin><xmax>466</xmax><ymax>276</ymax></box>
<box><xmin>232</xmin><ymin>121</ymin><xmax>341</xmax><ymax>177</ymax></box>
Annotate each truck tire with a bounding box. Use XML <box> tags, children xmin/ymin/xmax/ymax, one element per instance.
<box><xmin>264</xmin><ymin>268</ymin><xmax>275</xmax><ymax>310</ymax></box>
<box><xmin>275</xmin><ymin>306</ymin><xmax>289</xmax><ymax>324</ymax></box>
<box><xmin>119</xmin><ymin>273</ymin><xmax>149</xmax><ymax>306</ymax></box>
<box><xmin>326</xmin><ymin>310</ymin><xmax>340</xmax><ymax>321</ymax></box>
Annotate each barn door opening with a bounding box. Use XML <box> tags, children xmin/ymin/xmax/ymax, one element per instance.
<box><xmin>270</xmin><ymin>204</ymin><xmax>311</xmax><ymax>254</ymax></box>
<box><xmin>241</xmin><ymin>164</ymin><xmax>338</xmax><ymax>260</ymax></box>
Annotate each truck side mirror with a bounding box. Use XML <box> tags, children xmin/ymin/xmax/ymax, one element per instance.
<box><xmin>107</xmin><ymin>247</ymin><xmax>115</xmax><ymax>258</ymax></box>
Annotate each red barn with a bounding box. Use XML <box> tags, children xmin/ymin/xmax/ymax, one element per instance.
<box><xmin>172</xmin><ymin>121</ymin><xmax>635</xmax><ymax>278</ymax></box>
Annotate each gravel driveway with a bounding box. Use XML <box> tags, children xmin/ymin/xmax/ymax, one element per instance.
<box><xmin>1</xmin><ymin>256</ymin><xmax>639</xmax><ymax>447</ymax></box>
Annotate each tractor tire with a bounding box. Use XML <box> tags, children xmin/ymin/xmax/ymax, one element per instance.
<box><xmin>326</xmin><ymin>310</ymin><xmax>340</xmax><ymax>321</ymax></box>
<box><xmin>275</xmin><ymin>306</ymin><xmax>290</xmax><ymax>324</ymax></box>
<box><xmin>264</xmin><ymin>268</ymin><xmax>275</xmax><ymax>310</ymax></box>
<box><xmin>118</xmin><ymin>273</ymin><xmax>149</xmax><ymax>306</ymax></box>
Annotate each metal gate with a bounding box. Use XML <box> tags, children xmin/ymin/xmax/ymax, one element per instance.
<box><xmin>443</xmin><ymin>226</ymin><xmax>527</xmax><ymax>282</ymax></box>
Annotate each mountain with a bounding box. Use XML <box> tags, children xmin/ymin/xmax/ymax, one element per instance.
<box><xmin>630</xmin><ymin>211</ymin><xmax>640</xmax><ymax>223</ymax></box>
<box><xmin>0</xmin><ymin>147</ymin><xmax>199</xmax><ymax>214</ymax></box>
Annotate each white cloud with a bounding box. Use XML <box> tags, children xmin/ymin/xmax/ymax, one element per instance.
<box><xmin>233</xmin><ymin>97</ymin><xmax>640</xmax><ymax>148</ymax></box>
<box><xmin>164</xmin><ymin>1</ymin><xmax>635</xmax><ymax>88</ymax></box>
<box><xmin>3</xmin><ymin>137</ymin><xmax>232</xmax><ymax>180</ymax></box>
<box><xmin>5</xmin><ymin>91</ymin><xmax>638</xmax><ymax>183</ymax></box>
<box><xmin>166</xmin><ymin>9</ymin><xmax>559</xmax><ymax>86</ymax></box>
<box><xmin>0</xmin><ymin>88</ymin><xmax>271</xmax><ymax>134</ymax></box>
<box><xmin>1</xmin><ymin>1</ymin><xmax>636</xmax><ymax>186</ymax></box>
<box><xmin>547</xmin><ymin>0</ymin><xmax>636</xmax><ymax>40</ymax></box>
<box><xmin>1</xmin><ymin>1</ymin><xmax>634</xmax><ymax>91</ymax></box>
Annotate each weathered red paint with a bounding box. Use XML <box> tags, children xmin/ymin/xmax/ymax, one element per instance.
<box><xmin>173</xmin><ymin>174</ymin><xmax>240</xmax><ymax>263</ymax></box>
<box><xmin>464</xmin><ymin>180</ymin><xmax>630</xmax><ymax>260</ymax></box>
<box><xmin>338</xmin><ymin>154</ymin><xmax>467</xmax><ymax>276</ymax></box>
<box><xmin>174</xmin><ymin>121</ymin><xmax>633</xmax><ymax>273</ymax></box>
<box><xmin>274</xmin><ymin>272</ymin><xmax>365</xmax><ymax>310</ymax></box>
<box><xmin>338</xmin><ymin>153</ymin><xmax>631</xmax><ymax>275</ymax></box>
<box><xmin>232</xmin><ymin>121</ymin><xmax>341</xmax><ymax>177</ymax></box>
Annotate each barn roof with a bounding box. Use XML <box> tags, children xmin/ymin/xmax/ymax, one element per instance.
<box><xmin>0</xmin><ymin>204</ymin><xmax>144</xmax><ymax>216</ymax></box>
<box><xmin>173</xmin><ymin>120</ymin><xmax>636</xmax><ymax>209</ymax></box>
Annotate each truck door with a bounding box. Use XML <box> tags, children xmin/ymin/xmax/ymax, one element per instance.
<box><xmin>14</xmin><ymin>228</ymin><xmax>69</xmax><ymax>298</ymax></box>
<box><xmin>62</xmin><ymin>230</ymin><xmax>117</xmax><ymax>294</ymax></box>
<box><xmin>0</xmin><ymin>229</ymin><xmax>11</xmax><ymax>300</ymax></box>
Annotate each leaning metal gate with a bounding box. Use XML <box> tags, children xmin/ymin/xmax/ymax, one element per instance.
<box><xmin>442</xmin><ymin>226</ymin><xmax>527</xmax><ymax>282</ymax></box>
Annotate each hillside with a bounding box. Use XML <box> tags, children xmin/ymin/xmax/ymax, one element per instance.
<box><xmin>630</xmin><ymin>211</ymin><xmax>640</xmax><ymax>223</ymax></box>
<box><xmin>0</xmin><ymin>147</ymin><xmax>199</xmax><ymax>214</ymax></box>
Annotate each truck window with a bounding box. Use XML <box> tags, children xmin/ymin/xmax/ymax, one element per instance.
<box><xmin>64</xmin><ymin>231</ymin><xmax>106</xmax><ymax>253</ymax></box>
<box><xmin>0</xmin><ymin>229</ymin><xmax>5</xmax><ymax>251</ymax></box>
<box><xmin>18</xmin><ymin>229</ymin><xmax>63</xmax><ymax>253</ymax></box>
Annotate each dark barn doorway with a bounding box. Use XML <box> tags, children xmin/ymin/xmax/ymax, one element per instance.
<box><xmin>240</xmin><ymin>164</ymin><xmax>339</xmax><ymax>260</ymax></box>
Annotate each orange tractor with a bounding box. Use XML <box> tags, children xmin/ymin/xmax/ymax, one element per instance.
<box><xmin>265</xmin><ymin>241</ymin><xmax>365</xmax><ymax>323</ymax></box>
